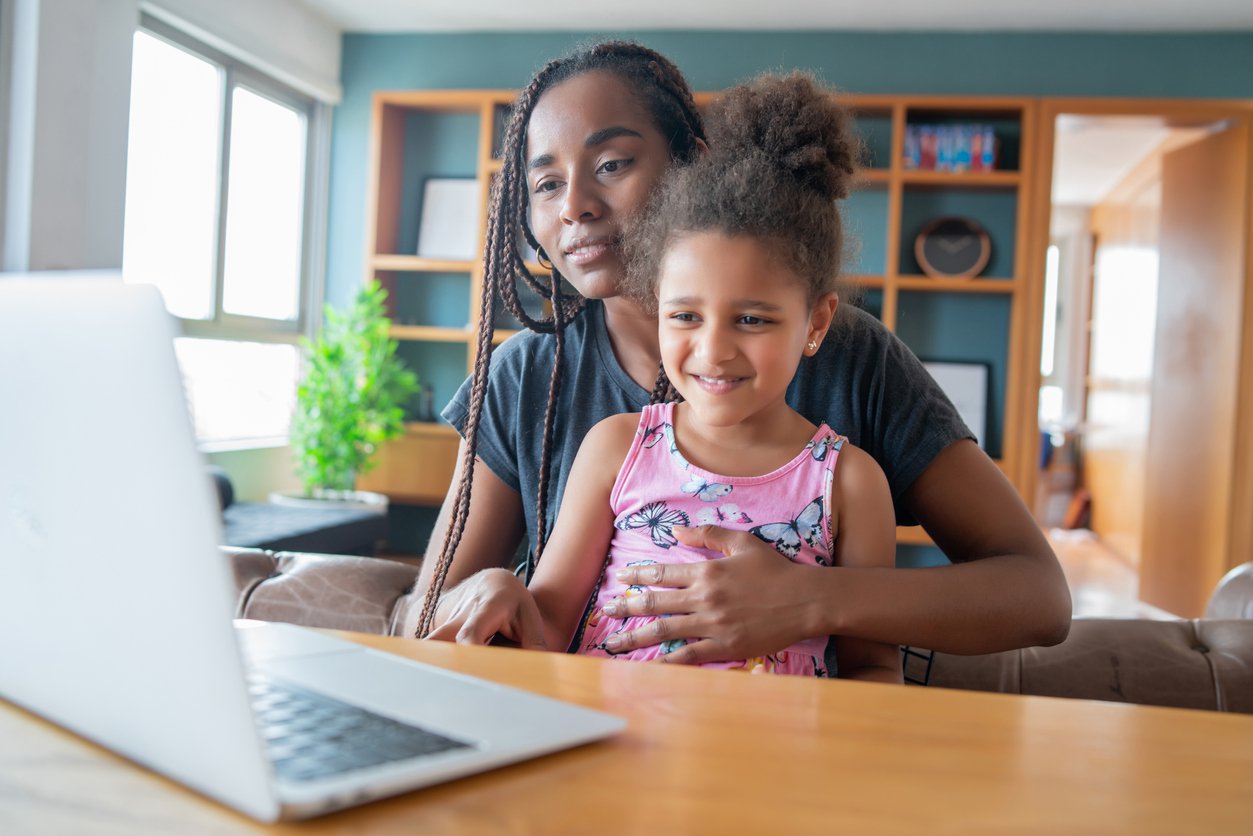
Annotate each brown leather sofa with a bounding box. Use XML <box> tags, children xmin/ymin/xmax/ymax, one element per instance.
<box><xmin>227</xmin><ymin>548</ymin><xmax>1253</xmax><ymax>714</ymax></box>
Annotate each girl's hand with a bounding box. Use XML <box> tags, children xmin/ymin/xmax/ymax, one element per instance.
<box><xmin>598</xmin><ymin>525</ymin><xmax>821</xmax><ymax>664</ymax></box>
<box><xmin>425</xmin><ymin>568</ymin><xmax>548</xmax><ymax>649</ymax></box>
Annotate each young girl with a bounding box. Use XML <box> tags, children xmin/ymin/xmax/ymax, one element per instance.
<box><xmin>524</xmin><ymin>73</ymin><xmax>901</xmax><ymax>682</ymax></box>
<box><xmin>414</xmin><ymin>41</ymin><xmax>1068</xmax><ymax>662</ymax></box>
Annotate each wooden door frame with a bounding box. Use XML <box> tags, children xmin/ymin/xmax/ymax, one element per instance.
<box><xmin>1025</xmin><ymin>98</ymin><xmax>1253</xmax><ymax>572</ymax></box>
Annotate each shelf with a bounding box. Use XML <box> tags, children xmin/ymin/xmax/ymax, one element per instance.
<box><xmin>896</xmin><ymin>276</ymin><xmax>1018</xmax><ymax>293</ymax></box>
<box><xmin>372</xmin><ymin>254</ymin><xmax>476</xmax><ymax>273</ymax></box>
<box><xmin>357</xmin><ymin>420</ymin><xmax>461</xmax><ymax>506</ymax></box>
<box><xmin>390</xmin><ymin>325</ymin><xmax>472</xmax><ymax>343</ymax></box>
<box><xmin>895</xmin><ymin>526</ymin><xmax>934</xmax><ymax>547</ymax></box>
<box><xmin>365</xmin><ymin>89</ymin><xmax>1040</xmax><ymax>531</ymax></box>
<box><xmin>845</xmin><ymin>274</ymin><xmax>886</xmax><ymax>288</ymax></box>
<box><xmin>402</xmin><ymin>421</ymin><xmax>459</xmax><ymax>437</ymax></box>
<box><xmin>900</xmin><ymin>170</ymin><xmax>1021</xmax><ymax>188</ymax></box>
<box><xmin>856</xmin><ymin>169</ymin><xmax>891</xmax><ymax>187</ymax></box>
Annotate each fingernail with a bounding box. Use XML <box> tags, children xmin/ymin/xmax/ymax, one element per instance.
<box><xmin>602</xmin><ymin>600</ymin><xmax>619</xmax><ymax>616</ymax></box>
<box><xmin>613</xmin><ymin>569</ymin><xmax>629</xmax><ymax>580</ymax></box>
<box><xmin>603</xmin><ymin>636</ymin><xmax>621</xmax><ymax>650</ymax></box>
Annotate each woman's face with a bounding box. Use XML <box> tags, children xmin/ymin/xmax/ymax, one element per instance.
<box><xmin>524</xmin><ymin>70</ymin><xmax>673</xmax><ymax>301</ymax></box>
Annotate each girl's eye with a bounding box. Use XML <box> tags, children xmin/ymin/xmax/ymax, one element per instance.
<box><xmin>738</xmin><ymin>315</ymin><xmax>769</xmax><ymax>326</ymax></box>
<box><xmin>533</xmin><ymin>179</ymin><xmax>560</xmax><ymax>194</ymax></box>
<box><xmin>670</xmin><ymin>312</ymin><xmax>698</xmax><ymax>323</ymax></box>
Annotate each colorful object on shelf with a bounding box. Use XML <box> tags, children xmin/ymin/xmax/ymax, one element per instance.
<box><xmin>904</xmin><ymin>124</ymin><xmax>998</xmax><ymax>172</ymax></box>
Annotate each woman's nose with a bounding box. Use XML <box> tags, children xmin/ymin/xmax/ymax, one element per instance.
<box><xmin>560</xmin><ymin>174</ymin><xmax>604</xmax><ymax>224</ymax></box>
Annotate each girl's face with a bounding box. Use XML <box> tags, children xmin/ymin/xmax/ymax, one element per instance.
<box><xmin>658</xmin><ymin>232</ymin><xmax>837</xmax><ymax>429</ymax></box>
<box><xmin>524</xmin><ymin>71</ymin><xmax>673</xmax><ymax>301</ymax></box>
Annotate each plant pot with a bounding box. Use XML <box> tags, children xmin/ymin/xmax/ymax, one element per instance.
<box><xmin>268</xmin><ymin>488</ymin><xmax>389</xmax><ymax>516</ymax></box>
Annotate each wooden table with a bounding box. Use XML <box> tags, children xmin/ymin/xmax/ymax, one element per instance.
<box><xmin>4</xmin><ymin>631</ymin><xmax>1252</xmax><ymax>834</ymax></box>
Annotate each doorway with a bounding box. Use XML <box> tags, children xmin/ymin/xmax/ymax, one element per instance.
<box><xmin>1030</xmin><ymin>100</ymin><xmax>1253</xmax><ymax>617</ymax></box>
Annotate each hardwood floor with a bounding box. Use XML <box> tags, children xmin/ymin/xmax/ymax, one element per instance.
<box><xmin>1047</xmin><ymin>527</ymin><xmax>1177</xmax><ymax>620</ymax></box>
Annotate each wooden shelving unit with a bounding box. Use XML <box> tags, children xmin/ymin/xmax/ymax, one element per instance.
<box><xmin>357</xmin><ymin>89</ymin><xmax>1041</xmax><ymax>545</ymax></box>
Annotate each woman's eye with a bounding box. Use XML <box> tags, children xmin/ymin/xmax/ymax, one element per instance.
<box><xmin>599</xmin><ymin>158</ymin><xmax>631</xmax><ymax>174</ymax></box>
<box><xmin>532</xmin><ymin>179</ymin><xmax>560</xmax><ymax>194</ymax></box>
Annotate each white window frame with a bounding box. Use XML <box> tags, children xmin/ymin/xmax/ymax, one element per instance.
<box><xmin>131</xmin><ymin>13</ymin><xmax>331</xmax><ymax>449</ymax></box>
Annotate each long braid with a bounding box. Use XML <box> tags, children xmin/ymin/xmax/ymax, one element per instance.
<box><xmin>417</xmin><ymin>41</ymin><xmax>707</xmax><ymax>637</ymax></box>
<box><xmin>529</xmin><ymin>271</ymin><xmax>571</xmax><ymax>582</ymax></box>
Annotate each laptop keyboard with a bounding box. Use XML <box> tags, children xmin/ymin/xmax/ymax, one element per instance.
<box><xmin>248</xmin><ymin>674</ymin><xmax>474</xmax><ymax>783</ymax></box>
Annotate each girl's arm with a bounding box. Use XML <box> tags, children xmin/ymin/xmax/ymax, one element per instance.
<box><xmin>527</xmin><ymin>413</ymin><xmax>637</xmax><ymax>652</ymax></box>
<box><xmin>827</xmin><ymin>444</ymin><xmax>902</xmax><ymax>683</ymax></box>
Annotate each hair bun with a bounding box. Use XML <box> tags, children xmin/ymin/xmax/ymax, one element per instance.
<box><xmin>706</xmin><ymin>71</ymin><xmax>861</xmax><ymax>201</ymax></box>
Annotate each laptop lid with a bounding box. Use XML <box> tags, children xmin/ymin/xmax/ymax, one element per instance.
<box><xmin>0</xmin><ymin>274</ymin><xmax>625</xmax><ymax>822</ymax></box>
<box><xmin>0</xmin><ymin>274</ymin><xmax>285</xmax><ymax>821</ymax></box>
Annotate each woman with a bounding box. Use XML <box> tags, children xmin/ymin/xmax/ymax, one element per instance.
<box><xmin>411</xmin><ymin>40</ymin><xmax>1070</xmax><ymax>659</ymax></box>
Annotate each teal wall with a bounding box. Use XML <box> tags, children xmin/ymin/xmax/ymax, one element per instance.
<box><xmin>328</xmin><ymin>30</ymin><xmax>1253</xmax><ymax>309</ymax></box>
<box><xmin>327</xmin><ymin>30</ymin><xmax>1253</xmax><ymax>557</ymax></box>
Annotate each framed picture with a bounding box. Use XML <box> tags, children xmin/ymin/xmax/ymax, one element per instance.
<box><xmin>416</xmin><ymin>178</ymin><xmax>478</xmax><ymax>260</ymax></box>
<box><xmin>923</xmin><ymin>361</ymin><xmax>989</xmax><ymax>449</ymax></box>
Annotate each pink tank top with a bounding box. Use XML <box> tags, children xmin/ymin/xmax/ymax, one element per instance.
<box><xmin>576</xmin><ymin>401</ymin><xmax>845</xmax><ymax>676</ymax></box>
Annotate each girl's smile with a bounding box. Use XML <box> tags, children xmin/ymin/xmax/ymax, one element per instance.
<box><xmin>658</xmin><ymin>232</ymin><xmax>837</xmax><ymax>433</ymax></box>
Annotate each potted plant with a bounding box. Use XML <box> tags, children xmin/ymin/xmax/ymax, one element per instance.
<box><xmin>274</xmin><ymin>279</ymin><xmax>418</xmax><ymax>513</ymax></box>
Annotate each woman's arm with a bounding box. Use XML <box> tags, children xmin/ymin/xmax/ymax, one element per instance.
<box><xmin>405</xmin><ymin>440</ymin><xmax>534</xmax><ymax>643</ymax></box>
<box><xmin>600</xmin><ymin>439</ymin><xmax>1070</xmax><ymax>658</ymax></box>
<box><xmin>827</xmin><ymin>439</ymin><xmax>1071</xmax><ymax>651</ymax></box>
<box><xmin>527</xmin><ymin>414</ymin><xmax>636</xmax><ymax>652</ymax></box>
<box><xmin>826</xmin><ymin>445</ymin><xmax>902</xmax><ymax>683</ymax></box>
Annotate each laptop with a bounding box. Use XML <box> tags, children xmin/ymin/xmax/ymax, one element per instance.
<box><xmin>0</xmin><ymin>273</ymin><xmax>625</xmax><ymax>822</ymax></box>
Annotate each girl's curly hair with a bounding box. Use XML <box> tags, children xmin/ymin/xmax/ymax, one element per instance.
<box><xmin>624</xmin><ymin>71</ymin><xmax>863</xmax><ymax>310</ymax></box>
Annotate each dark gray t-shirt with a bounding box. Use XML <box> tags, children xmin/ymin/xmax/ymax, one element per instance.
<box><xmin>442</xmin><ymin>300</ymin><xmax>971</xmax><ymax>558</ymax></box>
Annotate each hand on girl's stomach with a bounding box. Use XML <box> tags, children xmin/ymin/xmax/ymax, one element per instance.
<box><xmin>599</xmin><ymin>525</ymin><xmax>815</xmax><ymax>664</ymax></box>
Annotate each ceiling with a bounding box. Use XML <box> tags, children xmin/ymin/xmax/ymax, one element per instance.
<box><xmin>298</xmin><ymin>1</ymin><xmax>1249</xmax><ymax>206</ymax></box>
<box><xmin>301</xmin><ymin>0</ymin><xmax>1253</xmax><ymax>33</ymax></box>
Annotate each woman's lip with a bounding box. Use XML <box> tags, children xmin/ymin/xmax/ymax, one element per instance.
<box><xmin>563</xmin><ymin>237</ymin><xmax>618</xmax><ymax>266</ymax></box>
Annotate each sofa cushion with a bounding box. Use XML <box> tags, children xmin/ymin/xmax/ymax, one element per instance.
<box><xmin>931</xmin><ymin>617</ymin><xmax>1253</xmax><ymax>713</ymax></box>
<box><xmin>227</xmin><ymin>547</ymin><xmax>422</xmax><ymax>637</ymax></box>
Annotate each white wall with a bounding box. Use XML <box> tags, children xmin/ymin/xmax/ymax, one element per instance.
<box><xmin>3</xmin><ymin>0</ymin><xmax>138</xmax><ymax>270</ymax></box>
<box><xmin>145</xmin><ymin>0</ymin><xmax>341</xmax><ymax>103</ymax></box>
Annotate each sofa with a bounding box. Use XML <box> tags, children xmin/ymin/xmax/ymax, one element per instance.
<box><xmin>226</xmin><ymin>547</ymin><xmax>1253</xmax><ymax>714</ymax></box>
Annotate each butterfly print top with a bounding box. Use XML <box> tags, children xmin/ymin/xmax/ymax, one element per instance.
<box><xmin>577</xmin><ymin>401</ymin><xmax>846</xmax><ymax>676</ymax></box>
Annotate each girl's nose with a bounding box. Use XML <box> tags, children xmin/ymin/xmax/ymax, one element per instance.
<box><xmin>695</xmin><ymin>325</ymin><xmax>736</xmax><ymax>363</ymax></box>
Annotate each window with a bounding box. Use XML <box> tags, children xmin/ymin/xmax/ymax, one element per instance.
<box><xmin>122</xmin><ymin>17</ymin><xmax>325</xmax><ymax>447</ymax></box>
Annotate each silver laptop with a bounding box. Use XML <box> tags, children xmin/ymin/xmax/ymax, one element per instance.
<box><xmin>0</xmin><ymin>273</ymin><xmax>624</xmax><ymax>822</ymax></box>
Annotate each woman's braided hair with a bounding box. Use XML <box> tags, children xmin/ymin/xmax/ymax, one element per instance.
<box><xmin>415</xmin><ymin>41</ymin><xmax>707</xmax><ymax>638</ymax></box>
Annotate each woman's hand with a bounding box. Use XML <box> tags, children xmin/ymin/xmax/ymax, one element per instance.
<box><xmin>424</xmin><ymin>568</ymin><xmax>548</xmax><ymax>649</ymax></box>
<box><xmin>598</xmin><ymin>525</ymin><xmax>822</xmax><ymax>664</ymax></box>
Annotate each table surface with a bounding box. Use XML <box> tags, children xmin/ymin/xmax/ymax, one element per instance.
<box><xmin>4</xmin><ymin>631</ymin><xmax>1253</xmax><ymax>835</ymax></box>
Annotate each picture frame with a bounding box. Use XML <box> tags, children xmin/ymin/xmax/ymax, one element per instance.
<box><xmin>923</xmin><ymin>361</ymin><xmax>989</xmax><ymax>449</ymax></box>
<box><xmin>416</xmin><ymin>178</ymin><xmax>479</xmax><ymax>260</ymax></box>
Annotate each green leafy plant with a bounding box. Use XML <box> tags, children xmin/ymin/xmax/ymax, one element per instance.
<box><xmin>290</xmin><ymin>280</ymin><xmax>419</xmax><ymax>496</ymax></box>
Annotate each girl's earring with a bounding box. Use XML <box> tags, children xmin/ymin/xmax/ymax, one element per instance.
<box><xmin>536</xmin><ymin>247</ymin><xmax>555</xmax><ymax>271</ymax></box>
<box><xmin>807</xmin><ymin>340</ymin><xmax>818</xmax><ymax>354</ymax></box>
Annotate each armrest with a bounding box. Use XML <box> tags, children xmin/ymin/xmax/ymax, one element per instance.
<box><xmin>224</xmin><ymin>547</ymin><xmax>423</xmax><ymax>638</ymax></box>
<box><xmin>931</xmin><ymin>617</ymin><xmax>1253</xmax><ymax>713</ymax></box>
